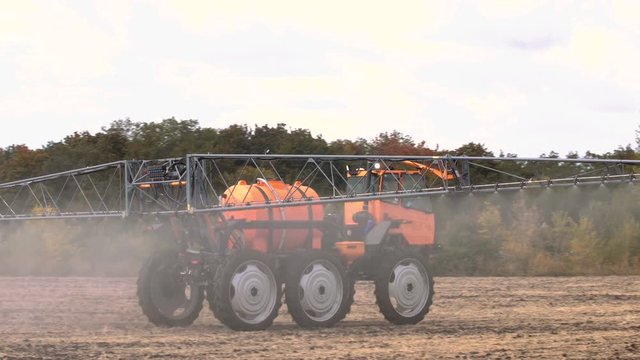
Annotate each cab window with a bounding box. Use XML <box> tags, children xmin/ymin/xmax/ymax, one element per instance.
<box><xmin>402</xmin><ymin>174</ymin><xmax>432</xmax><ymax>212</ymax></box>
<box><xmin>347</xmin><ymin>175</ymin><xmax>378</xmax><ymax>195</ymax></box>
<box><xmin>402</xmin><ymin>174</ymin><xmax>425</xmax><ymax>191</ymax></box>
<box><xmin>381</xmin><ymin>173</ymin><xmax>400</xmax><ymax>204</ymax></box>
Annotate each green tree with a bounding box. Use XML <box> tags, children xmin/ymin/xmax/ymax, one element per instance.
<box><xmin>127</xmin><ymin>118</ymin><xmax>201</xmax><ymax>158</ymax></box>
<box><xmin>210</xmin><ymin>124</ymin><xmax>251</xmax><ymax>154</ymax></box>
<box><xmin>368</xmin><ymin>131</ymin><xmax>436</xmax><ymax>155</ymax></box>
<box><xmin>43</xmin><ymin>130</ymin><xmax>128</xmax><ymax>173</ymax></box>
<box><xmin>568</xmin><ymin>217</ymin><xmax>601</xmax><ymax>274</ymax></box>
<box><xmin>0</xmin><ymin>145</ymin><xmax>48</xmax><ymax>181</ymax></box>
<box><xmin>433</xmin><ymin>196</ymin><xmax>503</xmax><ymax>275</ymax></box>
<box><xmin>602</xmin><ymin>218</ymin><xmax>640</xmax><ymax>273</ymax></box>
<box><xmin>328</xmin><ymin>139</ymin><xmax>367</xmax><ymax>155</ymax></box>
<box><xmin>450</xmin><ymin>142</ymin><xmax>494</xmax><ymax>157</ymax></box>
<box><xmin>502</xmin><ymin>197</ymin><xmax>539</xmax><ymax>275</ymax></box>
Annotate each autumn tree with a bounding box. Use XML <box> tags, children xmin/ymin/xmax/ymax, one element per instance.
<box><xmin>501</xmin><ymin>196</ymin><xmax>539</xmax><ymax>275</ymax></box>
<box><xmin>368</xmin><ymin>131</ymin><xmax>437</xmax><ymax>155</ymax></box>
<box><xmin>0</xmin><ymin>145</ymin><xmax>48</xmax><ymax>181</ymax></box>
<box><xmin>328</xmin><ymin>139</ymin><xmax>367</xmax><ymax>155</ymax></box>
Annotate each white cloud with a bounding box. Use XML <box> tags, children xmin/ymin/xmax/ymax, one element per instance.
<box><xmin>154</xmin><ymin>0</ymin><xmax>457</xmax><ymax>53</ymax></box>
<box><xmin>474</xmin><ymin>0</ymin><xmax>545</xmax><ymax>19</ymax></box>
<box><xmin>93</xmin><ymin>0</ymin><xmax>133</xmax><ymax>40</ymax></box>
<box><xmin>539</xmin><ymin>23</ymin><xmax>640</xmax><ymax>90</ymax></box>
<box><xmin>416</xmin><ymin>82</ymin><xmax>529</xmax><ymax>151</ymax></box>
<box><xmin>0</xmin><ymin>84</ymin><xmax>107</xmax><ymax>118</ymax></box>
<box><xmin>156</xmin><ymin>53</ymin><xmax>436</xmax><ymax>141</ymax></box>
<box><xmin>0</xmin><ymin>0</ymin><xmax>637</xmax><ymax>157</ymax></box>
<box><xmin>610</xmin><ymin>0</ymin><xmax>640</xmax><ymax>35</ymax></box>
<box><xmin>465</xmin><ymin>89</ymin><xmax>527</xmax><ymax>122</ymax></box>
<box><xmin>156</xmin><ymin>59</ymin><xmax>339</xmax><ymax>106</ymax></box>
<box><xmin>153</xmin><ymin>0</ymin><xmax>254</xmax><ymax>37</ymax></box>
<box><xmin>419</xmin><ymin>83</ymin><xmax>527</xmax><ymax>121</ymax></box>
<box><xmin>0</xmin><ymin>0</ymin><xmax>124</xmax><ymax>84</ymax></box>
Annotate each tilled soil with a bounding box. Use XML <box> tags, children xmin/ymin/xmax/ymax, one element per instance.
<box><xmin>0</xmin><ymin>276</ymin><xmax>639</xmax><ymax>359</ymax></box>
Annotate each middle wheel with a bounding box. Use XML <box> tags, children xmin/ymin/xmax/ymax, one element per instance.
<box><xmin>210</xmin><ymin>250</ymin><xmax>282</xmax><ymax>331</ymax></box>
<box><xmin>285</xmin><ymin>250</ymin><xmax>354</xmax><ymax>328</ymax></box>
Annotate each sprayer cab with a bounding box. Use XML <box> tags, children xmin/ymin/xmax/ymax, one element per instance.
<box><xmin>343</xmin><ymin>162</ymin><xmax>436</xmax><ymax>249</ymax></box>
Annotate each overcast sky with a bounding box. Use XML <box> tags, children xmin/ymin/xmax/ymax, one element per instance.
<box><xmin>1</xmin><ymin>0</ymin><xmax>639</xmax><ymax>157</ymax></box>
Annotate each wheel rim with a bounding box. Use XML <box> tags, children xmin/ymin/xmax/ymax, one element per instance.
<box><xmin>298</xmin><ymin>260</ymin><xmax>343</xmax><ymax>322</ymax></box>
<box><xmin>388</xmin><ymin>258</ymin><xmax>429</xmax><ymax>318</ymax></box>
<box><xmin>150</xmin><ymin>264</ymin><xmax>196</xmax><ymax>319</ymax></box>
<box><xmin>229</xmin><ymin>260</ymin><xmax>278</xmax><ymax>325</ymax></box>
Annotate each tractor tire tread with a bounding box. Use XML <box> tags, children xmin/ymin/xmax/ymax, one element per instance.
<box><xmin>208</xmin><ymin>250</ymin><xmax>281</xmax><ymax>331</ymax></box>
<box><xmin>284</xmin><ymin>250</ymin><xmax>354</xmax><ymax>328</ymax></box>
<box><xmin>137</xmin><ymin>249</ymin><xmax>204</xmax><ymax>327</ymax></box>
<box><xmin>373</xmin><ymin>248</ymin><xmax>434</xmax><ymax>325</ymax></box>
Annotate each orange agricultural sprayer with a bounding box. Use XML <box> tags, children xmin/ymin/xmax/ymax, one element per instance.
<box><xmin>0</xmin><ymin>154</ymin><xmax>638</xmax><ymax>330</ymax></box>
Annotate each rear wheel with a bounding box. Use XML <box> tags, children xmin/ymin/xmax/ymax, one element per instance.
<box><xmin>285</xmin><ymin>250</ymin><xmax>354</xmax><ymax>328</ymax></box>
<box><xmin>137</xmin><ymin>249</ymin><xmax>204</xmax><ymax>327</ymax></box>
<box><xmin>374</xmin><ymin>249</ymin><xmax>434</xmax><ymax>325</ymax></box>
<box><xmin>209</xmin><ymin>250</ymin><xmax>281</xmax><ymax>331</ymax></box>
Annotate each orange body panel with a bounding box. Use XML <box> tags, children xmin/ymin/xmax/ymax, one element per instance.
<box><xmin>380</xmin><ymin>201</ymin><xmax>435</xmax><ymax>246</ymax></box>
<box><xmin>334</xmin><ymin>241</ymin><xmax>365</xmax><ymax>265</ymax></box>
<box><xmin>221</xmin><ymin>179</ymin><xmax>324</xmax><ymax>252</ymax></box>
<box><xmin>344</xmin><ymin>200</ymin><xmax>435</xmax><ymax>246</ymax></box>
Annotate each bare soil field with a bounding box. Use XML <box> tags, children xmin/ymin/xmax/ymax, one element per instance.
<box><xmin>0</xmin><ymin>276</ymin><xmax>639</xmax><ymax>359</ymax></box>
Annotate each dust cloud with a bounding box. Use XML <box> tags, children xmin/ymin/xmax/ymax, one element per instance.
<box><xmin>0</xmin><ymin>217</ymin><xmax>160</xmax><ymax>276</ymax></box>
<box><xmin>1</xmin><ymin>182</ymin><xmax>639</xmax><ymax>277</ymax></box>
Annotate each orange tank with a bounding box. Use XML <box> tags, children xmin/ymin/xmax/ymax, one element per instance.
<box><xmin>221</xmin><ymin>178</ymin><xmax>324</xmax><ymax>252</ymax></box>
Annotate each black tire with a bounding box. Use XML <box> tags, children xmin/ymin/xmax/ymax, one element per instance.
<box><xmin>374</xmin><ymin>249</ymin><xmax>434</xmax><ymax>325</ymax></box>
<box><xmin>284</xmin><ymin>250</ymin><xmax>354</xmax><ymax>328</ymax></box>
<box><xmin>209</xmin><ymin>250</ymin><xmax>281</xmax><ymax>331</ymax></box>
<box><xmin>137</xmin><ymin>249</ymin><xmax>204</xmax><ymax>327</ymax></box>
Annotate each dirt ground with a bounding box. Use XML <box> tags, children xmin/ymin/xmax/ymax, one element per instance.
<box><xmin>0</xmin><ymin>276</ymin><xmax>639</xmax><ymax>359</ymax></box>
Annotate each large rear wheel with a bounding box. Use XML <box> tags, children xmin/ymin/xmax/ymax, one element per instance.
<box><xmin>137</xmin><ymin>249</ymin><xmax>204</xmax><ymax>327</ymax></box>
<box><xmin>209</xmin><ymin>250</ymin><xmax>281</xmax><ymax>331</ymax></box>
<box><xmin>374</xmin><ymin>249</ymin><xmax>434</xmax><ymax>325</ymax></box>
<box><xmin>285</xmin><ymin>250</ymin><xmax>354</xmax><ymax>328</ymax></box>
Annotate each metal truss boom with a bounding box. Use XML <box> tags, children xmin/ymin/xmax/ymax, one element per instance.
<box><xmin>0</xmin><ymin>154</ymin><xmax>637</xmax><ymax>221</ymax></box>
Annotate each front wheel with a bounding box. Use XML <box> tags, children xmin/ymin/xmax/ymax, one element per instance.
<box><xmin>374</xmin><ymin>249</ymin><xmax>434</xmax><ymax>325</ymax></box>
<box><xmin>137</xmin><ymin>249</ymin><xmax>204</xmax><ymax>327</ymax></box>
<box><xmin>285</xmin><ymin>250</ymin><xmax>354</xmax><ymax>328</ymax></box>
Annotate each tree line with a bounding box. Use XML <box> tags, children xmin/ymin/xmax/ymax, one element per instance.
<box><xmin>0</xmin><ymin>118</ymin><xmax>639</xmax><ymax>276</ymax></box>
<box><xmin>0</xmin><ymin>118</ymin><xmax>435</xmax><ymax>182</ymax></box>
